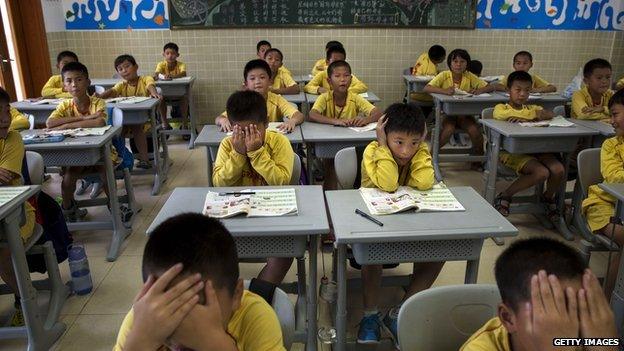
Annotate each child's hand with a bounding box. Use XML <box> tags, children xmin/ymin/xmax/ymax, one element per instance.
<box><xmin>317</xmin><ymin>87</ymin><xmax>328</xmax><ymax>94</ymax></box>
<box><xmin>0</xmin><ymin>167</ymin><xmax>15</xmax><ymax>184</ymax></box>
<box><xmin>582</xmin><ymin>106</ymin><xmax>604</xmax><ymax>114</ymax></box>
<box><xmin>376</xmin><ymin>114</ymin><xmax>388</xmax><ymax>147</ymax></box>
<box><xmin>83</xmin><ymin>111</ymin><xmax>105</xmax><ymax>120</ymax></box>
<box><xmin>278</xmin><ymin>120</ymin><xmax>295</xmax><ymax>133</ymax></box>
<box><xmin>219</xmin><ymin>118</ymin><xmax>233</xmax><ymax>132</ymax></box>
<box><xmin>507</xmin><ymin>117</ymin><xmax>524</xmax><ymax>123</ymax></box>
<box><xmin>125</xmin><ymin>264</ymin><xmax>203</xmax><ymax>350</ymax></box>
<box><xmin>538</xmin><ymin>110</ymin><xmax>555</xmax><ymax>121</ymax></box>
<box><xmin>333</xmin><ymin>119</ymin><xmax>347</xmax><ymax>127</ymax></box>
<box><xmin>231</xmin><ymin>125</ymin><xmax>247</xmax><ymax>155</ymax></box>
<box><xmin>351</xmin><ymin>118</ymin><xmax>368</xmax><ymax>127</ymax></box>
<box><xmin>151</xmin><ymin>92</ymin><xmax>163</xmax><ymax>101</ymax></box>
<box><xmin>244</xmin><ymin>124</ymin><xmax>263</xmax><ymax>152</ymax></box>
<box><xmin>578</xmin><ymin>269</ymin><xmax>618</xmax><ymax>350</ymax></box>
<box><xmin>444</xmin><ymin>87</ymin><xmax>455</xmax><ymax>95</ymax></box>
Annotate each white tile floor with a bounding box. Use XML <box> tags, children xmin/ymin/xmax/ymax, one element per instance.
<box><xmin>0</xmin><ymin>139</ymin><xmax>611</xmax><ymax>350</ymax></box>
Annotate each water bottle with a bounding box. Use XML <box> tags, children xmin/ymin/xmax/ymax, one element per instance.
<box><xmin>68</xmin><ymin>243</ymin><xmax>93</xmax><ymax>295</ymax></box>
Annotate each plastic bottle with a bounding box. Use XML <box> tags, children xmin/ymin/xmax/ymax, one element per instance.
<box><xmin>67</xmin><ymin>243</ymin><xmax>93</xmax><ymax>295</ymax></box>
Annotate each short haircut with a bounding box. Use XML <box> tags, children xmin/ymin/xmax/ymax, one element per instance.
<box><xmin>226</xmin><ymin>90</ymin><xmax>268</xmax><ymax>125</ymax></box>
<box><xmin>326</xmin><ymin>40</ymin><xmax>343</xmax><ymax>50</ymax></box>
<box><xmin>114</xmin><ymin>54</ymin><xmax>137</xmax><ymax>70</ymax></box>
<box><xmin>143</xmin><ymin>213</ymin><xmax>239</xmax><ymax>294</ymax></box>
<box><xmin>513</xmin><ymin>51</ymin><xmax>533</xmax><ymax>62</ymax></box>
<box><xmin>583</xmin><ymin>58</ymin><xmax>612</xmax><ymax>78</ymax></box>
<box><xmin>506</xmin><ymin>70</ymin><xmax>532</xmax><ymax>88</ymax></box>
<box><xmin>446</xmin><ymin>49</ymin><xmax>471</xmax><ymax>69</ymax></box>
<box><xmin>608</xmin><ymin>88</ymin><xmax>624</xmax><ymax>109</ymax></box>
<box><xmin>495</xmin><ymin>237</ymin><xmax>586</xmax><ymax>312</ymax></box>
<box><xmin>384</xmin><ymin>103</ymin><xmax>426</xmax><ymax>136</ymax></box>
<box><xmin>264</xmin><ymin>48</ymin><xmax>283</xmax><ymax>60</ymax></box>
<box><xmin>0</xmin><ymin>87</ymin><xmax>9</xmax><ymax>104</ymax></box>
<box><xmin>61</xmin><ymin>61</ymin><xmax>90</xmax><ymax>79</ymax></box>
<box><xmin>468</xmin><ymin>60</ymin><xmax>483</xmax><ymax>76</ymax></box>
<box><xmin>257</xmin><ymin>40</ymin><xmax>271</xmax><ymax>52</ymax></box>
<box><xmin>326</xmin><ymin>45</ymin><xmax>346</xmax><ymax>61</ymax></box>
<box><xmin>428</xmin><ymin>45</ymin><xmax>446</xmax><ymax>62</ymax></box>
<box><xmin>56</xmin><ymin>51</ymin><xmax>78</xmax><ymax>64</ymax></box>
<box><xmin>244</xmin><ymin>59</ymin><xmax>271</xmax><ymax>80</ymax></box>
<box><xmin>327</xmin><ymin>60</ymin><xmax>351</xmax><ymax>77</ymax></box>
<box><xmin>163</xmin><ymin>42</ymin><xmax>179</xmax><ymax>53</ymax></box>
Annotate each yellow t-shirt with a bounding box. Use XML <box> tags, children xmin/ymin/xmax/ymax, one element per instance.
<box><xmin>111</xmin><ymin>76</ymin><xmax>156</xmax><ymax>97</ymax></box>
<box><xmin>361</xmin><ymin>141</ymin><xmax>434</xmax><ymax>192</ymax></box>
<box><xmin>428</xmin><ymin>70</ymin><xmax>487</xmax><ymax>91</ymax></box>
<box><xmin>493</xmin><ymin>103</ymin><xmax>543</xmax><ymax>121</ymax></box>
<box><xmin>9</xmin><ymin>107</ymin><xmax>30</xmax><ymax>131</ymax></box>
<box><xmin>279</xmin><ymin>66</ymin><xmax>291</xmax><ymax>76</ymax></box>
<box><xmin>0</xmin><ymin>131</ymin><xmax>35</xmax><ymax>241</ymax></box>
<box><xmin>571</xmin><ymin>86</ymin><xmax>614</xmax><ymax>121</ymax></box>
<box><xmin>615</xmin><ymin>77</ymin><xmax>623</xmax><ymax>90</ymax></box>
<box><xmin>582</xmin><ymin>136</ymin><xmax>624</xmax><ymax>232</ymax></box>
<box><xmin>311</xmin><ymin>58</ymin><xmax>327</xmax><ymax>76</ymax></box>
<box><xmin>271</xmin><ymin>68</ymin><xmax>297</xmax><ymax>90</ymax></box>
<box><xmin>500</xmin><ymin>73</ymin><xmax>550</xmax><ymax>89</ymax></box>
<box><xmin>48</xmin><ymin>96</ymin><xmax>107</xmax><ymax>123</ymax></box>
<box><xmin>304</xmin><ymin>70</ymin><xmax>368</xmax><ymax>95</ymax></box>
<box><xmin>311</xmin><ymin>91</ymin><xmax>375</xmax><ymax>120</ymax></box>
<box><xmin>410</xmin><ymin>53</ymin><xmax>439</xmax><ymax>102</ymax></box>
<box><xmin>221</xmin><ymin>92</ymin><xmax>298</xmax><ymax>123</ymax></box>
<box><xmin>41</xmin><ymin>75</ymin><xmax>72</xmax><ymax>99</ymax></box>
<box><xmin>113</xmin><ymin>290</ymin><xmax>285</xmax><ymax>351</ymax></box>
<box><xmin>460</xmin><ymin>317</ymin><xmax>511</xmax><ymax>351</ymax></box>
<box><xmin>154</xmin><ymin>60</ymin><xmax>187</xmax><ymax>76</ymax></box>
<box><xmin>213</xmin><ymin>130</ymin><xmax>294</xmax><ymax>186</ymax></box>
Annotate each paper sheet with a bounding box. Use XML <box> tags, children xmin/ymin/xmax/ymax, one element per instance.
<box><xmin>0</xmin><ymin>186</ymin><xmax>30</xmax><ymax>207</ymax></box>
<box><xmin>348</xmin><ymin>122</ymin><xmax>377</xmax><ymax>132</ymax></box>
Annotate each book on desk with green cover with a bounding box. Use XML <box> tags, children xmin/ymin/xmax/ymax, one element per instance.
<box><xmin>202</xmin><ymin>188</ymin><xmax>298</xmax><ymax>219</ymax></box>
<box><xmin>359</xmin><ymin>183</ymin><xmax>464</xmax><ymax>215</ymax></box>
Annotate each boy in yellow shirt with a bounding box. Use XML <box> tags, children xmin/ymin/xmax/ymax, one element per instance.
<box><xmin>8</xmin><ymin>107</ymin><xmax>30</xmax><ymax>131</ymax></box>
<box><xmin>460</xmin><ymin>237</ymin><xmax>617</xmax><ymax>351</ymax></box>
<box><xmin>495</xmin><ymin>51</ymin><xmax>556</xmax><ymax>93</ymax></box>
<box><xmin>357</xmin><ymin>103</ymin><xmax>436</xmax><ymax>347</ymax></box>
<box><xmin>0</xmin><ymin>87</ymin><xmax>36</xmax><ymax>327</ymax></box>
<box><xmin>492</xmin><ymin>71</ymin><xmax>563</xmax><ymax>219</ymax></box>
<box><xmin>215</xmin><ymin>60</ymin><xmax>303</xmax><ymax>133</ymax></box>
<box><xmin>46</xmin><ymin>62</ymin><xmax>111</xmax><ymax>221</ymax></box>
<box><xmin>256</xmin><ymin>40</ymin><xmax>291</xmax><ymax>76</ymax></box>
<box><xmin>410</xmin><ymin>44</ymin><xmax>446</xmax><ymax>104</ymax></box>
<box><xmin>572</xmin><ymin>58</ymin><xmax>614</xmax><ymax>122</ymax></box>
<box><xmin>213</xmin><ymin>90</ymin><xmax>294</xmax><ymax>286</ymax></box>
<box><xmin>41</xmin><ymin>51</ymin><xmax>78</xmax><ymax>98</ymax></box>
<box><xmin>97</xmin><ymin>54</ymin><xmax>163</xmax><ymax>169</ymax></box>
<box><xmin>311</xmin><ymin>40</ymin><xmax>343</xmax><ymax>76</ymax></box>
<box><xmin>424</xmin><ymin>49</ymin><xmax>494</xmax><ymax>165</ymax></box>
<box><xmin>309</xmin><ymin>60</ymin><xmax>382</xmax><ymax>189</ymax></box>
<box><xmin>582</xmin><ymin>89</ymin><xmax>624</xmax><ymax>297</ymax></box>
<box><xmin>304</xmin><ymin>46</ymin><xmax>368</xmax><ymax>95</ymax></box>
<box><xmin>264</xmin><ymin>48</ymin><xmax>299</xmax><ymax>95</ymax></box>
<box><xmin>153</xmin><ymin>42</ymin><xmax>188</xmax><ymax>132</ymax></box>
<box><xmin>114</xmin><ymin>213</ymin><xmax>285</xmax><ymax>351</ymax></box>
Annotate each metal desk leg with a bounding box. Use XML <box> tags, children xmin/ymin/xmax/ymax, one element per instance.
<box><xmin>484</xmin><ymin>131</ymin><xmax>504</xmax><ymax>246</ymax></box>
<box><xmin>465</xmin><ymin>258</ymin><xmax>480</xmax><ymax>284</ymax></box>
<box><xmin>432</xmin><ymin>101</ymin><xmax>442</xmax><ymax>181</ymax></box>
<box><xmin>206</xmin><ymin>146</ymin><xmax>213</xmax><ymax>187</ymax></box>
<box><xmin>335</xmin><ymin>244</ymin><xmax>347</xmax><ymax>351</ymax></box>
<box><xmin>188</xmin><ymin>85</ymin><xmax>197</xmax><ymax>149</ymax></box>
<box><xmin>151</xmin><ymin>108</ymin><xmax>164</xmax><ymax>196</ymax></box>
<box><xmin>610</xmin><ymin>200</ymin><xmax>624</xmax><ymax>338</ymax></box>
<box><xmin>553</xmin><ymin>151</ymin><xmax>575</xmax><ymax>240</ymax></box>
<box><xmin>104</xmin><ymin>142</ymin><xmax>130</xmax><ymax>262</ymax></box>
<box><xmin>307</xmin><ymin>236</ymin><xmax>318</xmax><ymax>351</ymax></box>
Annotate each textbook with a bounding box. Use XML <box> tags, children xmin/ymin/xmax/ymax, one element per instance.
<box><xmin>349</xmin><ymin>122</ymin><xmax>377</xmax><ymax>132</ymax></box>
<box><xmin>412</xmin><ymin>75</ymin><xmax>435</xmax><ymax>81</ymax></box>
<box><xmin>106</xmin><ymin>96</ymin><xmax>151</xmax><ymax>104</ymax></box>
<box><xmin>359</xmin><ymin>183</ymin><xmax>465</xmax><ymax>215</ymax></box>
<box><xmin>203</xmin><ymin>188</ymin><xmax>298</xmax><ymax>218</ymax></box>
<box><xmin>0</xmin><ymin>186</ymin><xmax>30</xmax><ymax>207</ymax></box>
<box><xmin>42</xmin><ymin>126</ymin><xmax>112</xmax><ymax>137</ymax></box>
<box><xmin>518</xmin><ymin>116</ymin><xmax>575</xmax><ymax>128</ymax></box>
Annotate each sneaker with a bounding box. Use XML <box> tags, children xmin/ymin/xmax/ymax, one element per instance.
<box><xmin>89</xmin><ymin>182</ymin><xmax>103</xmax><ymax>199</ymax></box>
<box><xmin>382</xmin><ymin>308</ymin><xmax>400</xmax><ymax>349</ymax></box>
<box><xmin>62</xmin><ymin>200</ymin><xmax>88</xmax><ymax>222</ymax></box>
<box><xmin>357</xmin><ymin>314</ymin><xmax>381</xmax><ymax>344</ymax></box>
<box><xmin>9</xmin><ymin>307</ymin><xmax>24</xmax><ymax>327</ymax></box>
<box><xmin>75</xmin><ymin>179</ymin><xmax>92</xmax><ymax>196</ymax></box>
<box><xmin>136</xmin><ymin>160</ymin><xmax>152</xmax><ymax>170</ymax></box>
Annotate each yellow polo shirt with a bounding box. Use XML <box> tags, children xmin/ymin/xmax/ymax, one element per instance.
<box><xmin>304</xmin><ymin>70</ymin><xmax>368</xmax><ymax>94</ymax></box>
<box><xmin>41</xmin><ymin>75</ymin><xmax>72</xmax><ymax>99</ymax></box>
<box><xmin>271</xmin><ymin>68</ymin><xmax>297</xmax><ymax>90</ymax></box>
<box><xmin>460</xmin><ymin>317</ymin><xmax>511</xmax><ymax>351</ymax></box>
<box><xmin>494</xmin><ymin>103</ymin><xmax>545</xmax><ymax>173</ymax></box>
<box><xmin>428</xmin><ymin>70</ymin><xmax>487</xmax><ymax>91</ymax></box>
<box><xmin>571</xmin><ymin>86</ymin><xmax>614</xmax><ymax>121</ymax></box>
<box><xmin>9</xmin><ymin>107</ymin><xmax>30</xmax><ymax>131</ymax></box>
<box><xmin>311</xmin><ymin>91</ymin><xmax>375</xmax><ymax>119</ymax></box>
<box><xmin>154</xmin><ymin>60</ymin><xmax>186</xmax><ymax>76</ymax></box>
<box><xmin>615</xmin><ymin>77</ymin><xmax>623</xmax><ymax>90</ymax></box>
<box><xmin>311</xmin><ymin>58</ymin><xmax>327</xmax><ymax>76</ymax></box>
<box><xmin>111</xmin><ymin>76</ymin><xmax>156</xmax><ymax>97</ymax></box>
<box><xmin>410</xmin><ymin>53</ymin><xmax>439</xmax><ymax>102</ymax></box>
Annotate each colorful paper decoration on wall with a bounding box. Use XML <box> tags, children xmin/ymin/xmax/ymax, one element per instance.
<box><xmin>64</xmin><ymin>0</ymin><xmax>169</xmax><ymax>30</ymax></box>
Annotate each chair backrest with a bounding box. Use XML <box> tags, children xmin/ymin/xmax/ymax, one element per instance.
<box><xmin>25</xmin><ymin>151</ymin><xmax>44</xmax><ymax>185</ymax></box>
<box><xmin>553</xmin><ymin>105</ymin><xmax>566</xmax><ymax>117</ymax></box>
<box><xmin>481</xmin><ymin>107</ymin><xmax>495</xmax><ymax>120</ymax></box>
<box><xmin>577</xmin><ymin>148</ymin><xmax>602</xmax><ymax>197</ymax></box>
<box><xmin>27</xmin><ymin>114</ymin><xmax>35</xmax><ymax>130</ymax></box>
<box><xmin>290</xmin><ymin>153</ymin><xmax>301</xmax><ymax>185</ymax></box>
<box><xmin>335</xmin><ymin>147</ymin><xmax>358</xmax><ymax>189</ymax></box>
<box><xmin>111</xmin><ymin>107</ymin><xmax>124</xmax><ymax>127</ymax></box>
<box><xmin>94</xmin><ymin>85</ymin><xmax>106</xmax><ymax>94</ymax></box>
<box><xmin>398</xmin><ymin>284</ymin><xmax>501</xmax><ymax>351</ymax></box>
<box><xmin>243</xmin><ymin>280</ymin><xmax>295</xmax><ymax>349</ymax></box>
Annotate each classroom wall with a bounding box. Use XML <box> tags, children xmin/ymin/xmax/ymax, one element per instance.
<box><xmin>44</xmin><ymin>28</ymin><xmax>623</xmax><ymax>123</ymax></box>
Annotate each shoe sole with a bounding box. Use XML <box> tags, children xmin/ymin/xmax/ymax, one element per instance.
<box><xmin>381</xmin><ymin>322</ymin><xmax>400</xmax><ymax>350</ymax></box>
<box><xmin>356</xmin><ymin>339</ymin><xmax>380</xmax><ymax>344</ymax></box>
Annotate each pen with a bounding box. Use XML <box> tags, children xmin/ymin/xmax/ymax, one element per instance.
<box><xmin>218</xmin><ymin>191</ymin><xmax>256</xmax><ymax>196</ymax></box>
<box><xmin>355</xmin><ymin>208</ymin><xmax>383</xmax><ymax>226</ymax></box>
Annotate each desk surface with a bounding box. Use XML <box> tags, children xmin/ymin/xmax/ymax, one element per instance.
<box><xmin>21</xmin><ymin>126</ymin><xmax>121</xmax><ymax>150</ymax></box>
<box><xmin>300</xmin><ymin>122</ymin><xmax>375</xmax><ymax>143</ymax></box>
<box><xmin>11</xmin><ymin>101</ymin><xmax>63</xmax><ymax>111</ymax></box>
<box><xmin>194</xmin><ymin>125</ymin><xmax>304</xmax><ymax>146</ymax></box>
<box><xmin>282</xmin><ymin>92</ymin><xmax>306</xmax><ymax>104</ymax></box>
<box><xmin>325</xmin><ymin>186</ymin><xmax>518</xmax><ymax>244</ymax></box>
<box><xmin>431</xmin><ymin>92</ymin><xmax>567</xmax><ymax>105</ymax></box>
<box><xmin>480</xmin><ymin>119</ymin><xmax>598</xmax><ymax>138</ymax></box>
<box><xmin>107</xmin><ymin>98</ymin><xmax>160</xmax><ymax>110</ymax></box>
<box><xmin>293</xmin><ymin>74</ymin><xmax>314</xmax><ymax>83</ymax></box>
<box><xmin>146</xmin><ymin>186</ymin><xmax>330</xmax><ymax>236</ymax></box>
<box><xmin>599</xmin><ymin>184</ymin><xmax>624</xmax><ymax>203</ymax></box>
<box><xmin>0</xmin><ymin>186</ymin><xmax>40</xmax><ymax>221</ymax></box>
<box><xmin>305</xmin><ymin>92</ymin><xmax>381</xmax><ymax>104</ymax></box>
<box><xmin>570</xmin><ymin>119</ymin><xmax>615</xmax><ymax>137</ymax></box>
<box><xmin>403</xmin><ymin>75</ymin><xmax>433</xmax><ymax>83</ymax></box>
<box><xmin>91</xmin><ymin>76</ymin><xmax>195</xmax><ymax>86</ymax></box>
<box><xmin>13</xmin><ymin>98</ymin><xmax>159</xmax><ymax>111</ymax></box>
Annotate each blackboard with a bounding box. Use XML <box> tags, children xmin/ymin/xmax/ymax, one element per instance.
<box><xmin>169</xmin><ymin>0</ymin><xmax>476</xmax><ymax>29</ymax></box>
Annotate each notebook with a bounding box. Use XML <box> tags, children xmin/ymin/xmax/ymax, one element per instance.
<box><xmin>359</xmin><ymin>183</ymin><xmax>465</xmax><ymax>215</ymax></box>
<box><xmin>349</xmin><ymin>122</ymin><xmax>377</xmax><ymax>132</ymax></box>
<box><xmin>518</xmin><ymin>116</ymin><xmax>575</xmax><ymax>128</ymax></box>
<box><xmin>0</xmin><ymin>186</ymin><xmax>31</xmax><ymax>207</ymax></box>
<box><xmin>106</xmin><ymin>96</ymin><xmax>151</xmax><ymax>104</ymax></box>
<box><xmin>202</xmin><ymin>188</ymin><xmax>298</xmax><ymax>218</ymax></box>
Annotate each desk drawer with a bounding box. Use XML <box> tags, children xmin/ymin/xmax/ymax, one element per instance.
<box><xmin>39</xmin><ymin>149</ymin><xmax>103</xmax><ymax>166</ymax></box>
<box><xmin>159</xmin><ymin>86</ymin><xmax>187</xmax><ymax>97</ymax></box>
<box><xmin>236</xmin><ymin>235</ymin><xmax>307</xmax><ymax>258</ymax></box>
<box><xmin>351</xmin><ymin>238</ymin><xmax>483</xmax><ymax>265</ymax></box>
<box><xmin>502</xmin><ymin>136</ymin><xmax>579</xmax><ymax>154</ymax></box>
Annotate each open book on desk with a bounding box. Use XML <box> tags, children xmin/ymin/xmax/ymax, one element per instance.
<box><xmin>359</xmin><ymin>183</ymin><xmax>464</xmax><ymax>215</ymax></box>
<box><xmin>0</xmin><ymin>186</ymin><xmax>31</xmax><ymax>207</ymax></box>
<box><xmin>518</xmin><ymin>116</ymin><xmax>575</xmax><ymax>128</ymax></box>
<box><xmin>30</xmin><ymin>98</ymin><xmax>63</xmax><ymax>105</ymax></box>
<box><xmin>226</xmin><ymin>122</ymin><xmax>288</xmax><ymax>135</ymax></box>
<box><xmin>203</xmin><ymin>188</ymin><xmax>298</xmax><ymax>218</ymax></box>
<box><xmin>105</xmin><ymin>96</ymin><xmax>151</xmax><ymax>104</ymax></box>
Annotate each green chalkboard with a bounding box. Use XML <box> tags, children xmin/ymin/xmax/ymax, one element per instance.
<box><xmin>169</xmin><ymin>0</ymin><xmax>476</xmax><ymax>29</ymax></box>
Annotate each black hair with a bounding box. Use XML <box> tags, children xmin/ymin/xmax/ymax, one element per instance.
<box><xmin>327</xmin><ymin>60</ymin><xmax>351</xmax><ymax>77</ymax></box>
<box><xmin>0</xmin><ymin>87</ymin><xmax>9</xmax><ymax>104</ymax></box>
<box><xmin>428</xmin><ymin>45</ymin><xmax>446</xmax><ymax>62</ymax></box>
<box><xmin>326</xmin><ymin>45</ymin><xmax>347</xmax><ymax>61</ymax></box>
<box><xmin>243</xmin><ymin>59</ymin><xmax>272</xmax><ymax>80</ymax></box>
<box><xmin>226</xmin><ymin>90</ymin><xmax>268</xmax><ymax>125</ymax></box>
<box><xmin>446</xmin><ymin>49</ymin><xmax>471</xmax><ymax>69</ymax></box>
<box><xmin>495</xmin><ymin>237</ymin><xmax>586</xmax><ymax>312</ymax></box>
<box><xmin>383</xmin><ymin>103</ymin><xmax>426</xmax><ymax>136</ymax></box>
<box><xmin>468</xmin><ymin>60</ymin><xmax>483</xmax><ymax>76</ymax></box>
<box><xmin>56</xmin><ymin>51</ymin><xmax>78</xmax><ymax>64</ymax></box>
<box><xmin>326</xmin><ymin>40</ymin><xmax>343</xmax><ymax>50</ymax></box>
<box><xmin>61</xmin><ymin>61</ymin><xmax>90</xmax><ymax>79</ymax></box>
<box><xmin>256</xmin><ymin>40</ymin><xmax>271</xmax><ymax>52</ymax></box>
<box><xmin>513</xmin><ymin>51</ymin><xmax>533</xmax><ymax>63</ymax></box>
<box><xmin>264</xmin><ymin>48</ymin><xmax>283</xmax><ymax>60</ymax></box>
<box><xmin>583</xmin><ymin>58</ymin><xmax>612</xmax><ymax>78</ymax></box>
<box><xmin>114</xmin><ymin>54</ymin><xmax>137</xmax><ymax>70</ymax></box>
<box><xmin>608</xmin><ymin>88</ymin><xmax>624</xmax><ymax>109</ymax></box>
<box><xmin>506</xmin><ymin>70</ymin><xmax>532</xmax><ymax>88</ymax></box>
<box><xmin>163</xmin><ymin>42</ymin><xmax>179</xmax><ymax>53</ymax></box>
<box><xmin>143</xmin><ymin>213</ymin><xmax>239</xmax><ymax>294</ymax></box>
